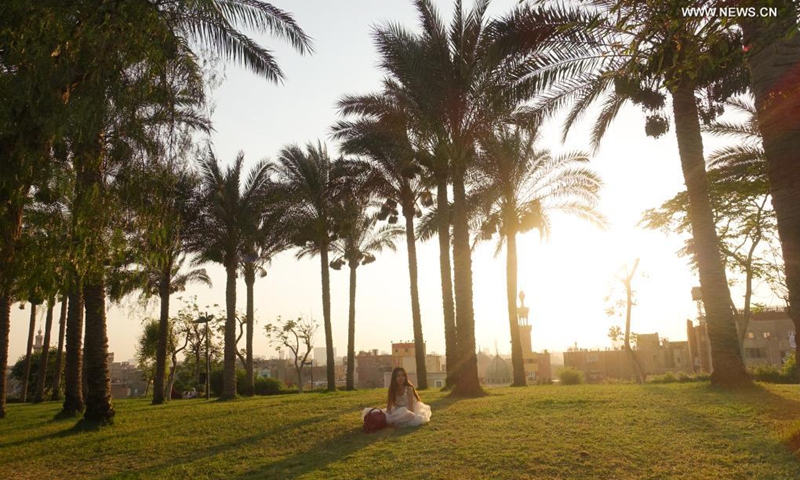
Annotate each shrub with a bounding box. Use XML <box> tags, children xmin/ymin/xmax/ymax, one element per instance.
<box><xmin>648</xmin><ymin>372</ymin><xmax>710</xmax><ymax>384</ymax></box>
<box><xmin>558</xmin><ymin>367</ymin><xmax>584</xmax><ymax>385</ymax></box>
<box><xmin>254</xmin><ymin>377</ymin><xmax>284</xmax><ymax>395</ymax></box>
<box><xmin>748</xmin><ymin>354</ymin><xmax>799</xmax><ymax>384</ymax></box>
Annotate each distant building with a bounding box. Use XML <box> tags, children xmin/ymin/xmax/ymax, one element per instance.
<box><xmin>484</xmin><ymin>354</ymin><xmax>512</xmax><ymax>385</ymax></box>
<box><xmin>518</xmin><ymin>303</ymin><xmax>551</xmax><ymax>384</ymax></box>
<box><xmin>385</xmin><ymin>341</ymin><xmax>447</xmax><ymax>388</ymax></box>
<box><xmin>687</xmin><ymin>320</ymin><xmax>713</xmax><ymax>372</ymax></box>
<box><xmin>108</xmin><ymin>358</ymin><xmax>147</xmax><ymax>398</ymax></box>
<box><xmin>355</xmin><ymin>350</ymin><xmax>392</xmax><ymax>388</ymax></box>
<box><xmin>688</xmin><ymin>307</ymin><xmax>796</xmax><ymax>371</ymax></box>
<box><xmin>314</xmin><ymin>347</ymin><xmax>337</xmax><ymax>366</ymax></box>
<box><xmin>738</xmin><ymin>308</ymin><xmax>795</xmax><ymax>367</ymax></box>
<box><xmin>564</xmin><ymin>333</ymin><xmax>692</xmax><ymax>383</ymax></box>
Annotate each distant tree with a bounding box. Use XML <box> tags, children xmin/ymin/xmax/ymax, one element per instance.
<box><xmin>11</xmin><ymin>352</ymin><xmax>64</xmax><ymax>402</ymax></box>
<box><xmin>272</xmin><ymin>142</ymin><xmax>347</xmax><ymax>392</ymax></box>
<box><xmin>473</xmin><ymin>127</ymin><xmax>605</xmax><ymax>386</ymax></box>
<box><xmin>329</xmin><ymin>199</ymin><xmax>402</xmax><ymax>390</ymax></box>
<box><xmin>605</xmin><ymin>259</ymin><xmax>644</xmax><ymax>383</ymax></box>
<box><xmin>265</xmin><ymin>316</ymin><xmax>317</xmax><ymax>393</ymax></box>
<box><xmin>190</xmin><ymin>150</ymin><xmax>272</xmax><ymax>400</ymax></box>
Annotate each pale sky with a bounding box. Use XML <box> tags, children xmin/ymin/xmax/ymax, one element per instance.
<box><xmin>8</xmin><ymin>0</ymin><xmax>779</xmax><ymax>364</ymax></box>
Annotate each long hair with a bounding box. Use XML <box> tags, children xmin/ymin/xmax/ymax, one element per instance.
<box><xmin>387</xmin><ymin>367</ymin><xmax>420</xmax><ymax>409</ymax></box>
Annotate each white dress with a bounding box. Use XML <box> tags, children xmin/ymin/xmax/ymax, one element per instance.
<box><xmin>362</xmin><ymin>387</ymin><xmax>432</xmax><ymax>427</ymax></box>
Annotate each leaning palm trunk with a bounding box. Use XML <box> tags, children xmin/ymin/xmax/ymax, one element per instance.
<box><xmin>222</xmin><ymin>265</ymin><xmax>238</xmax><ymax>400</ymax></box>
<box><xmin>83</xmin><ymin>280</ymin><xmax>115</xmax><ymax>424</ymax></box>
<box><xmin>244</xmin><ymin>268</ymin><xmax>255</xmax><ymax>397</ymax></box>
<box><xmin>672</xmin><ymin>80</ymin><xmax>749</xmax><ymax>386</ymax></box>
<box><xmin>450</xmin><ymin>167</ymin><xmax>481</xmax><ymax>396</ymax></box>
<box><xmin>505</xmin><ymin>225</ymin><xmax>526</xmax><ymax>387</ymax></box>
<box><xmin>346</xmin><ymin>262</ymin><xmax>357</xmax><ymax>390</ymax></box>
<box><xmin>740</xmin><ymin>6</ymin><xmax>800</xmax><ymax>377</ymax></box>
<box><xmin>20</xmin><ymin>303</ymin><xmax>37</xmax><ymax>403</ymax></box>
<box><xmin>34</xmin><ymin>301</ymin><xmax>55</xmax><ymax>402</ymax></box>
<box><xmin>51</xmin><ymin>297</ymin><xmax>67</xmax><ymax>400</ymax></box>
<box><xmin>403</xmin><ymin>200</ymin><xmax>428</xmax><ymax>389</ymax></box>
<box><xmin>319</xmin><ymin>245</ymin><xmax>336</xmax><ymax>391</ymax></box>
<box><xmin>0</xmin><ymin>294</ymin><xmax>10</xmax><ymax>417</ymax></box>
<box><xmin>436</xmin><ymin>177</ymin><xmax>458</xmax><ymax>388</ymax></box>
<box><xmin>153</xmin><ymin>269</ymin><xmax>170</xmax><ymax>405</ymax></box>
<box><xmin>60</xmin><ymin>286</ymin><xmax>84</xmax><ymax>417</ymax></box>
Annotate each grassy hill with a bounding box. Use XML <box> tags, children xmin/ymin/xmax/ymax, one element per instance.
<box><xmin>2</xmin><ymin>383</ymin><xmax>800</xmax><ymax>479</ymax></box>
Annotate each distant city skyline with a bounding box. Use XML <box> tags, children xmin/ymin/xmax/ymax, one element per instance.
<box><xmin>6</xmin><ymin>0</ymin><xmax>784</xmax><ymax>365</ymax></box>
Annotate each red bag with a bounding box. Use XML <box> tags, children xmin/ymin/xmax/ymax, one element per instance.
<box><xmin>363</xmin><ymin>408</ymin><xmax>388</xmax><ymax>433</ymax></box>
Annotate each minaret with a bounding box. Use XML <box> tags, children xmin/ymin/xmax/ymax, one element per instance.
<box><xmin>517</xmin><ymin>291</ymin><xmax>532</xmax><ymax>354</ymax></box>
<box><xmin>34</xmin><ymin>328</ymin><xmax>44</xmax><ymax>354</ymax></box>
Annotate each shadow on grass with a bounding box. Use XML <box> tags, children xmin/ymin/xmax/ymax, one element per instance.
<box><xmin>234</xmin><ymin>423</ymin><xmax>423</xmax><ymax>479</ymax></box>
<box><xmin>645</xmin><ymin>382</ymin><xmax>800</xmax><ymax>456</ymax></box>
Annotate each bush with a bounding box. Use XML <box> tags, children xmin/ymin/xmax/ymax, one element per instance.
<box><xmin>558</xmin><ymin>367</ymin><xmax>584</xmax><ymax>385</ymax></box>
<box><xmin>648</xmin><ymin>372</ymin><xmax>710</xmax><ymax>384</ymax></box>
<box><xmin>749</xmin><ymin>354</ymin><xmax>799</xmax><ymax>384</ymax></box>
<box><xmin>254</xmin><ymin>377</ymin><xmax>284</xmax><ymax>395</ymax></box>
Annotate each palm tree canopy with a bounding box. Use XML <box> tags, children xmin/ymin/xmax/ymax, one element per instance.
<box><xmin>189</xmin><ymin>148</ymin><xmax>272</xmax><ymax>269</ymax></box>
<box><xmin>472</xmin><ymin>128</ymin><xmax>606</xmax><ymax>255</ymax></box>
<box><xmin>157</xmin><ymin>0</ymin><xmax>313</xmax><ymax>82</ymax></box>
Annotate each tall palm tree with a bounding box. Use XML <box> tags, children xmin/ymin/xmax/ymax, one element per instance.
<box><xmin>272</xmin><ymin>142</ymin><xmax>345</xmax><ymax>392</ymax></box>
<box><xmin>239</xmin><ymin>212</ymin><xmax>289</xmax><ymax>396</ymax></box>
<box><xmin>500</xmin><ymin>0</ymin><xmax>751</xmax><ymax>385</ymax></box>
<box><xmin>329</xmin><ymin>197</ymin><xmax>403</xmax><ymax>390</ymax></box>
<box><xmin>473</xmin><ymin>128</ymin><xmax>605</xmax><ymax>386</ymax></box>
<box><xmin>736</xmin><ymin>2</ymin><xmax>800</xmax><ymax>374</ymax></box>
<box><xmin>333</xmin><ymin>109</ymin><xmax>434</xmax><ymax>389</ymax></box>
<box><xmin>367</xmin><ymin>0</ymin><xmax>546</xmax><ymax>396</ymax></box>
<box><xmin>191</xmin><ymin>150</ymin><xmax>271</xmax><ymax>400</ymax></box>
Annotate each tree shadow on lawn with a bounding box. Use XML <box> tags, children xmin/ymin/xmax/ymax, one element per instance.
<box><xmin>232</xmin><ymin>395</ymin><xmax>461</xmax><ymax>479</ymax></box>
<box><xmin>644</xmin><ymin>383</ymin><xmax>800</xmax><ymax>456</ymax></box>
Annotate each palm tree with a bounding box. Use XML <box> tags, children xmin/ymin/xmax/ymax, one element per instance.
<box><xmin>500</xmin><ymin>0</ymin><xmax>751</xmax><ymax>385</ymax></box>
<box><xmin>333</xmin><ymin>108</ymin><xmax>434</xmax><ymax>389</ymax></box>
<box><xmin>239</xmin><ymin>213</ymin><xmax>289</xmax><ymax>396</ymax></box>
<box><xmin>366</xmin><ymin>0</ymin><xmax>546</xmax><ymax>396</ymax></box>
<box><xmin>736</xmin><ymin>2</ymin><xmax>800</xmax><ymax>374</ymax></box>
<box><xmin>473</xmin><ymin>128</ymin><xmax>605</xmax><ymax>386</ymax></box>
<box><xmin>51</xmin><ymin>297</ymin><xmax>67</xmax><ymax>401</ymax></box>
<box><xmin>329</xmin><ymin>197</ymin><xmax>403</xmax><ymax>390</ymax></box>
<box><xmin>190</xmin><ymin>150</ymin><xmax>271</xmax><ymax>400</ymax></box>
<box><xmin>272</xmin><ymin>142</ymin><xmax>345</xmax><ymax>392</ymax></box>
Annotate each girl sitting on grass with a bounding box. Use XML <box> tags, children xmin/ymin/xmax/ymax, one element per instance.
<box><xmin>363</xmin><ymin>367</ymin><xmax>431</xmax><ymax>427</ymax></box>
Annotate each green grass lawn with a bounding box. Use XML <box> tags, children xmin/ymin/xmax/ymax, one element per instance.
<box><xmin>2</xmin><ymin>383</ymin><xmax>800</xmax><ymax>479</ymax></box>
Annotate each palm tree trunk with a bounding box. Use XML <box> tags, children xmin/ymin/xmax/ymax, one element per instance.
<box><xmin>671</xmin><ymin>80</ymin><xmax>750</xmax><ymax>386</ymax></box>
<box><xmin>60</xmin><ymin>286</ymin><xmax>84</xmax><ymax>417</ymax></box>
<box><xmin>505</xmin><ymin>226</ymin><xmax>526</xmax><ymax>386</ymax></box>
<box><xmin>82</xmin><ymin>280</ymin><xmax>114</xmax><ymax>424</ymax></box>
<box><xmin>0</xmin><ymin>200</ymin><xmax>25</xmax><ymax>418</ymax></box>
<box><xmin>222</xmin><ymin>264</ymin><xmax>238</xmax><ymax>400</ymax></box>
<box><xmin>320</xmin><ymin>244</ymin><xmax>336</xmax><ymax>391</ymax></box>
<box><xmin>244</xmin><ymin>269</ymin><xmax>255</xmax><ymax>397</ymax></box>
<box><xmin>450</xmin><ymin>167</ymin><xmax>481</xmax><ymax>397</ymax></box>
<box><xmin>740</xmin><ymin>7</ymin><xmax>800</xmax><ymax>377</ymax></box>
<box><xmin>21</xmin><ymin>303</ymin><xmax>37</xmax><ymax>403</ymax></box>
<box><xmin>0</xmin><ymin>294</ymin><xmax>10</xmax><ymax>417</ymax></box>
<box><xmin>436</xmin><ymin>177</ymin><xmax>457</xmax><ymax>389</ymax></box>
<box><xmin>34</xmin><ymin>301</ymin><xmax>55</xmax><ymax>402</ymax></box>
<box><xmin>403</xmin><ymin>200</ymin><xmax>428</xmax><ymax>389</ymax></box>
<box><xmin>51</xmin><ymin>297</ymin><xmax>67</xmax><ymax>401</ymax></box>
<box><xmin>153</xmin><ymin>269</ymin><xmax>170</xmax><ymax>405</ymax></box>
<box><xmin>346</xmin><ymin>262</ymin><xmax>357</xmax><ymax>391</ymax></box>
